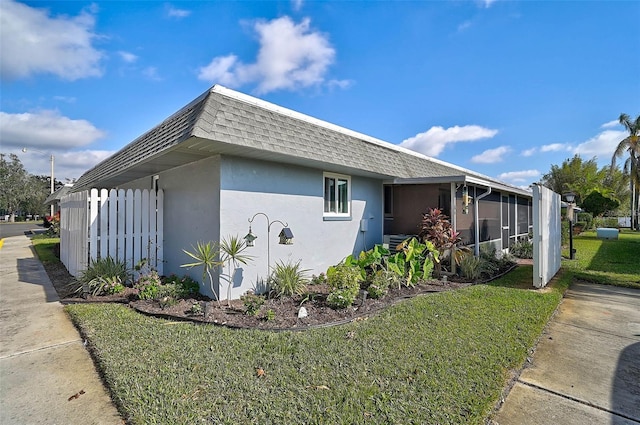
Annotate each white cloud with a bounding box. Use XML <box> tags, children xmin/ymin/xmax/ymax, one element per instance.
<box><xmin>457</xmin><ymin>21</ymin><xmax>472</xmax><ymax>32</ymax></box>
<box><xmin>327</xmin><ymin>79</ymin><xmax>353</xmax><ymax>90</ymax></box>
<box><xmin>573</xmin><ymin>129</ymin><xmax>626</xmax><ymax>158</ymax></box>
<box><xmin>540</xmin><ymin>143</ymin><xmax>572</xmax><ymax>152</ymax></box>
<box><xmin>142</xmin><ymin>66</ymin><xmax>162</xmax><ymax>81</ymax></box>
<box><xmin>521</xmin><ymin>148</ymin><xmax>536</xmax><ymax>157</ymax></box>
<box><xmin>0</xmin><ymin>110</ymin><xmax>106</xmax><ymax>150</ymax></box>
<box><xmin>399</xmin><ymin>125</ymin><xmax>498</xmax><ymax>157</ymax></box>
<box><xmin>53</xmin><ymin>96</ymin><xmax>77</xmax><ymax>103</ymax></box>
<box><xmin>471</xmin><ymin>146</ymin><xmax>510</xmax><ymax>164</ymax></box>
<box><xmin>601</xmin><ymin>120</ymin><xmax>620</xmax><ymax>129</ymax></box>
<box><xmin>18</xmin><ymin>149</ymin><xmax>114</xmax><ymax>181</ymax></box>
<box><xmin>497</xmin><ymin>169</ymin><xmax>540</xmax><ymax>184</ymax></box>
<box><xmin>481</xmin><ymin>0</ymin><xmax>498</xmax><ymax>8</ymax></box>
<box><xmin>198</xmin><ymin>16</ymin><xmax>338</xmax><ymax>94</ymax></box>
<box><xmin>165</xmin><ymin>4</ymin><xmax>191</xmax><ymax>18</ymax></box>
<box><xmin>0</xmin><ymin>0</ymin><xmax>103</xmax><ymax>80</ymax></box>
<box><xmin>118</xmin><ymin>51</ymin><xmax>138</xmax><ymax>63</ymax></box>
<box><xmin>292</xmin><ymin>0</ymin><xmax>304</xmax><ymax>11</ymax></box>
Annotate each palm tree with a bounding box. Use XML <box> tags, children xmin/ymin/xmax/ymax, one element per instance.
<box><xmin>611</xmin><ymin>113</ymin><xmax>640</xmax><ymax>230</ymax></box>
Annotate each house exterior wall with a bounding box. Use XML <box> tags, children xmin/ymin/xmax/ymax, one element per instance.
<box><xmin>119</xmin><ymin>156</ymin><xmax>222</xmax><ymax>297</ymax></box>
<box><xmin>218</xmin><ymin>155</ymin><xmax>383</xmax><ymax>300</ymax></box>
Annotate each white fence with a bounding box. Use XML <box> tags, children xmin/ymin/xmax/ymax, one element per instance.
<box><xmin>60</xmin><ymin>188</ymin><xmax>163</xmax><ymax>278</ymax></box>
<box><xmin>532</xmin><ymin>184</ymin><xmax>561</xmax><ymax>288</ymax></box>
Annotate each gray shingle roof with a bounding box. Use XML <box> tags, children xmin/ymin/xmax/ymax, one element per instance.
<box><xmin>74</xmin><ymin>85</ymin><xmax>530</xmax><ymax>196</ymax></box>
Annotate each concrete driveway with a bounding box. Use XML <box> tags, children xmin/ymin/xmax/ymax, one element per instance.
<box><xmin>493</xmin><ymin>282</ymin><xmax>640</xmax><ymax>425</ymax></box>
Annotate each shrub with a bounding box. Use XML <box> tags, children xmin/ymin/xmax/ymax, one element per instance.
<box><xmin>80</xmin><ymin>257</ymin><xmax>129</xmax><ymax>287</ymax></box>
<box><xmin>367</xmin><ymin>270</ymin><xmax>394</xmax><ymax>299</ymax></box>
<box><xmin>418</xmin><ymin>208</ymin><xmax>467</xmax><ymax>277</ymax></box>
<box><xmin>577</xmin><ymin>212</ymin><xmax>593</xmax><ymax>230</ymax></box>
<box><xmin>162</xmin><ymin>274</ymin><xmax>200</xmax><ymax>297</ymax></box>
<box><xmin>460</xmin><ymin>254</ymin><xmax>483</xmax><ymax>281</ymax></box>
<box><xmin>135</xmin><ymin>270</ymin><xmax>162</xmax><ymax>300</ymax></box>
<box><xmin>86</xmin><ymin>276</ymin><xmax>125</xmax><ymax>296</ymax></box>
<box><xmin>269</xmin><ymin>260</ymin><xmax>309</xmax><ymax>298</ymax></box>
<box><xmin>264</xmin><ymin>309</ymin><xmax>275</xmax><ymax>321</ymax></box>
<box><xmin>326</xmin><ymin>263</ymin><xmax>362</xmax><ymax>308</ymax></box>
<box><xmin>510</xmin><ymin>239</ymin><xmax>533</xmax><ymax>259</ymax></box>
<box><xmin>593</xmin><ymin>217</ymin><xmax>619</xmax><ymax>228</ymax></box>
<box><xmin>310</xmin><ymin>273</ymin><xmax>327</xmax><ymax>286</ymax></box>
<box><xmin>387</xmin><ymin>237</ymin><xmax>438</xmax><ymax>286</ymax></box>
<box><xmin>561</xmin><ymin>219</ymin><xmax>569</xmax><ymax>246</ymax></box>
<box><xmin>241</xmin><ymin>291</ymin><xmax>265</xmax><ymax>316</ymax></box>
<box><xmin>327</xmin><ymin>289</ymin><xmax>358</xmax><ymax>309</ymax></box>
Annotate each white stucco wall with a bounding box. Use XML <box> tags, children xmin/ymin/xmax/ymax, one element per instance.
<box><xmin>218</xmin><ymin>156</ymin><xmax>384</xmax><ymax>300</ymax></box>
<box><xmin>120</xmin><ymin>156</ymin><xmax>222</xmax><ymax>297</ymax></box>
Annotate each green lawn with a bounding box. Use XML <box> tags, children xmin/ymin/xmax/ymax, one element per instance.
<box><xmin>66</xmin><ymin>266</ymin><xmax>568</xmax><ymax>425</ymax></box>
<box><xmin>563</xmin><ymin>230</ymin><xmax>640</xmax><ymax>289</ymax></box>
<box><xmin>31</xmin><ymin>234</ymin><xmax>60</xmax><ymax>265</ymax></box>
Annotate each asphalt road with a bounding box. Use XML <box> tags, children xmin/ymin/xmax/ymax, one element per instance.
<box><xmin>0</xmin><ymin>222</ymin><xmax>47</xmax><ymax>239</ymax></box>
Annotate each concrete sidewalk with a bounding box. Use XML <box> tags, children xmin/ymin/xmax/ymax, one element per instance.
<box><xmin>0</xmin><ymin>235</ymin><xmax>122</xmax><ymax>425</ymax></box>
<box><xmin>493</xmin><ymin>282</ymin><xmax>640</xmax><ymax>425</ymax></box>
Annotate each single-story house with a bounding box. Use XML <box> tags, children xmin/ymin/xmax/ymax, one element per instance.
<box><xmin>44</xmin><ymin>184</ymin><xmax>73</xmax><ymax>216</ymax></box>
<box><xmin>72</xmin><ymin>85</ymin><xmax>532</xmax><ymax>299</ymax></box>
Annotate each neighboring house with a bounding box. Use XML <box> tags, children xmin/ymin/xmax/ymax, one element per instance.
<box><xmin>72</xmin><ymin>85</ymin><xmax>532</xmax><ymax>299</ymax></box>
<box><xmin>44</xmin><ymin>184</ymin><xmax>73</xmax><ymax>216</ymax></box>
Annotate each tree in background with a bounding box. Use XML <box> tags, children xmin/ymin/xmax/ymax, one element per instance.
<box><xmin>581</xmin><ymin>190</ymin><xmax>620</xmax><ymax>218</ymax></box>
<box><xmin>611</xmin><ymin>113</ymin><xmax>640</xmax><ymax>230</ymax></box>
<box><xmin>540</xmin><ymin>155</ymin><xmax>610</xmax><ymax>204</ymax></box>
<box><xmin>0</xmin><ymin>154</ymin><xmax>62</xmax><ymax>221</ymax></box>
<box><xmin>0</xmin><ymin>153</ymin><xmax>29</xmax><ymax>221</ymax></box>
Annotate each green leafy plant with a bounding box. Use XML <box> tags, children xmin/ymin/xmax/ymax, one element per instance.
<box><xmin>86</xmin><ymin>275</ymin><xmax>125</xmax><ymax>296</ymax></box>
<box><xmin>188</xmin><ymin>302</ymin><xmax>203</xmax><ymax>315</ymax></box>
<box><xmin>181</xmin><ymin>241</ymin><xmax>222</xmax><ymax>305</ymax></box>
<box><xmin>80</xmin><ymin>257</ymin><xmax>129</xmax><ymax>289</ymax></box>
<box><xmin>388</xmin><ymin>237</ymin><xmax>438</xmax><ymax>286</ymax></box>
<box><xmin>264</xmin><ymin>309</ymin><xmax>276</xmax><ymax>321</ymax></box>
<box><xmin>367</xmin><ymin>270</ymin><xmax>395</xmax><ymax>299</ymax></box>
<box><xmin>510</xmin><ymin>239</ymin><xmax>533</xmax><ymax>259</ymax></box>
<box><xmin>310</xmin><ymin>273</ymin><xmax>327</xmax><ymax>285</ymax></box>
<box><xmin>460</xmin><ymin>254</ymin><xmax>483</xmax><ymax>281</ymax></box>
<box><xmin>135</xmin><ymin>270</ymin><xmax>162</xmax><ymax>300</ymax></box>
<box><xmin>241</xmin><ymin>291</ymin><xmax>265</xmax><ymax>316</ymax></box>
<box><xmin>326</xmin><ymin>262</ymin><xmax>362</xmax><ymax>308</ymax></box>
<box><xmin>163</xmin><ymin>274</ymin><xmax>200</xmax><ymax>297</ymax></box>
<box><xmin>269</xmin><ymin>259</ymin><xmax>309</xmax><ymax>298</ymax></box>
<box><xmin>219</xmin><ymin>235</ymin><xmax>253</xmax><ymax>307</ymax></box>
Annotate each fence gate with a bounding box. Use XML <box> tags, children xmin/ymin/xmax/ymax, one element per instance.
<box><xmin>60</xmin><ymin>188</ymin><xmax>163</xmax><ymax>278</ymax></box>
<box><xmin>532</xmin><ymin>184</ymin><xmax>561</xmax><ymax>288</ymax></box>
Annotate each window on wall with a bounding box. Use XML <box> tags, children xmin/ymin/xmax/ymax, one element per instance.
<box><xmin>324</xmin><ymin>173</ymin><xmax>350</xmax><ymax>217</ymax></box>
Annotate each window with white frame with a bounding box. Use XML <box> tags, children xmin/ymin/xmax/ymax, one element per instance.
<box><xmin>323</xmin><ymin>172</ymin><xmax>351</xmax><ymax>217</ymax></box>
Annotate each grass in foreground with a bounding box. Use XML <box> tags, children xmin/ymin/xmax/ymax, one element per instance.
<box><xmin>31</xmin><ymin>234</ymin><xmax>60</xmax><ymax>265</ymax></box>
<box><xmin>563</xmin><ymin>230</ymin><xmax>640</xmax><ymax>289</ymax></box>
<box><xmin>66</xmin><ymin>266</ymin><xmax>568</xmax><ymax>425</ymax></box>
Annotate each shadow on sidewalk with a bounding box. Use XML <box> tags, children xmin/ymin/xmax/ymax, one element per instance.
<box><xmin>611</xmin><ymin>341</ymin><xmax>640</xmax><ymax>424</ymax></box>
<box><xmin>16</xmin><ymin>257</ymin><xmax>60</xmax><ymax>303</ymax></box>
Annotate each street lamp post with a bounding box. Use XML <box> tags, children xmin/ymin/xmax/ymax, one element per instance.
<box><xmin>563</xmin><ymin>192</ymin><xmax>576</xmax><ymax>260</ymax></box>
<box><xmin>22</xmin><ymin>148</ymin><xmax>55</xmax><ymax>217</ymax></box>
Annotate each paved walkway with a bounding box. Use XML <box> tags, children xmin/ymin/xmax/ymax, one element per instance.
<box><xmin>0</xmin><ymin>235</ymin><xmax>122</xmax><ymax>425</ymax></box>
<box><xmin>493</xmin><ymin>281</ymin><xmax>640</xmax><ymax>425</ymax></box>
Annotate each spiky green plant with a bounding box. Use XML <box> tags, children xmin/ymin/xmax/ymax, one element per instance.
<box><xmin>181</xmin><ymin>241</ymin><xmax>222</xmax><ymax>305</ymax></box>
<box><xmin>219</xmin><ymin>235</ymin><xmax>253</xmax><ymax>306</ymax></box>
<box><xmin>269</xmin><ymin>259</ymin><xmax>309</xmax><ymax>298</ymax></box>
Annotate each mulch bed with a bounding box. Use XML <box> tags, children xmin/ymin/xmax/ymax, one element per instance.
<box><xmin>43</xmin><ymin>259</ymin><xmax>523</xmax><ymax>331</ymax></box>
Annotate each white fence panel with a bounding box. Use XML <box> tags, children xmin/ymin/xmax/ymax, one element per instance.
<box><xmin>60</xmin><ymin>188</ymin><xmax>163</xmax><ymax>278</ymax></box>
<box><xmin>532</xmin><ymin>184</ymin><xmax>562</xmax><ymax>288</ymax></box>
<box><xmin>60</xmin><ymin>191</ymin><xmax>89</xmax><ymax>277</ymax></box>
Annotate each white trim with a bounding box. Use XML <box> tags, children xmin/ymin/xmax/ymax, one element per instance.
<box><xmin>323</xmin><ymin>172</ymin><xmax>351</xmax><ymax>219</ymax></box>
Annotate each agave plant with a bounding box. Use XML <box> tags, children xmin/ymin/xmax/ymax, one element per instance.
<box><xmin>181</xmin><ymin>241</ymin><xmax>222</xmax><ymax>305</ymax></box>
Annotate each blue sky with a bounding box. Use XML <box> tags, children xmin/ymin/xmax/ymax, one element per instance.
<box><xmin>1</xmin><ymin>0</ymin><xmax>639</xmax><ymax>189</ymax></box>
